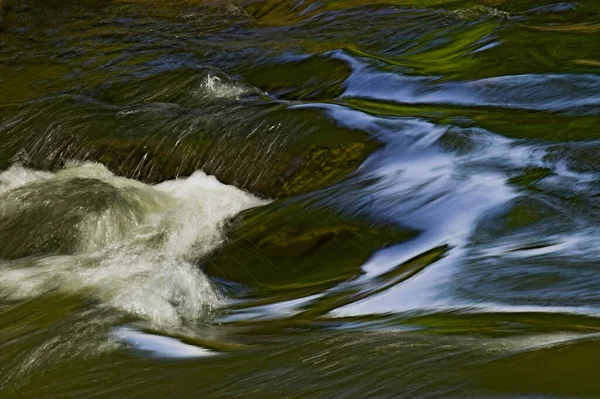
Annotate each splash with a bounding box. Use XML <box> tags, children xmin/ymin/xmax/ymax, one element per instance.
<box><xmin>0</xmin><ymin>162</ymin><xmax>267</xmax><ymax>328</ymax></box>
<box><xmin>197</xmin><ymin>73</ymin><xmax>259</xmax><ymax>100</ymax></box>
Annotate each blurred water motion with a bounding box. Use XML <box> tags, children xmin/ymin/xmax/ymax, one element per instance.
<box><xmin>1</xmin><ymin>0</ymin><xmax>600</xmax><ymax>397</ymax></box>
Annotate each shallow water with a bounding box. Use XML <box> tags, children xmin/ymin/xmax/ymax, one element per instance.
<box><xmin>1</xmin><ymin>0</ymin><xmax>600</xmax><ymax>397</ymax></box>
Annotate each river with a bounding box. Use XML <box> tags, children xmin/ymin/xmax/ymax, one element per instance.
<box><xmin>1</xmin><ymin>0</ymin><xmax>600</xmax><ymax>397</ymax></box>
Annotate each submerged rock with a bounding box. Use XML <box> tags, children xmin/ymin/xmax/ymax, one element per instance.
<box><xmin>277</xmin><ymin>142</ymin><xmax>369</xmax><ymax>197</ymax></box>
<box><xmin>203</xmin><ymin>199</ymin><xmax>414</xmax><ymax>296</ymax></box>
<box><xmin>0</xmin><ymin>93</ymin><xmax>375</xmax><ymax>199</ymax></box>
<box><xmin>244</xmin><ymin>55</ymin><xmax>352</xmax><ymax>101</ymax></box>
<box><xmin>0</xmin><ymin>1</ymin><xmax>373</xmax><ymax>200</ymax></box>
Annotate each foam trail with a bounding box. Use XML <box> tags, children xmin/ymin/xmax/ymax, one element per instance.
<box><xmin>334</xmin><ymin>51</ymin><xmax>600</xmax><ymax>113</ymax></box>
<box><xmin>112</xmin><ymin>327</ymin><xmax>217</xmax><ymax>358</ymax></box>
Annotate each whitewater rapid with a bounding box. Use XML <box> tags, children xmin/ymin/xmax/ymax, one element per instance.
<box><xmin>0</xmin><ymin>162</ymin><xmax>267</xmax><ymax>328</ymax></box>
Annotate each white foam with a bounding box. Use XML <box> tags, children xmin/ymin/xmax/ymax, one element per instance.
<box><xmin>196</xmin><ymin>73</ymin><xmax>257</xmax><ymax>100</ymax></box>
<box><xmin>0</xmin><ymin>162</ymin><xmax>268</xmax><ymax>327</ymax></box>
<box><xmin>0</xmin><ymin>163</ymin><xmax>53</xmax><ymax>194</ymax></box>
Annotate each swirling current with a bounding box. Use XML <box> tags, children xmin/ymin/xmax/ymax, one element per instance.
<box><xmin>1</xmin><ymin>0</ymin><xmax>600</xmax><ymax>398</ymax></box>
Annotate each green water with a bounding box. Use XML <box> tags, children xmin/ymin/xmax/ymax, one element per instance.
<box><xmin>1</xmin><ymin>0</ymin><xmax>600</xmax><ymax>397</ymax></box>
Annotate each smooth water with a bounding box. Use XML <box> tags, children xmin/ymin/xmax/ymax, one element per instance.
<box><xmin>1</xmin><ymin>0</ymin><xmax>599</xmax><ymax>397</ymax></box>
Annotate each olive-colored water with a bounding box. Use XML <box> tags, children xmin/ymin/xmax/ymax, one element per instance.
<box><xmin>1</xmin><ymin>0</ymin><xmax>599</xmax><ymax>397</ymax></box>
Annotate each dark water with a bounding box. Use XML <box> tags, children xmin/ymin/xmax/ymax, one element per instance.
<box><xmin>1</xmin><ymin>0</ymin><xmax>600</xmax><ymax>397</ymax></box>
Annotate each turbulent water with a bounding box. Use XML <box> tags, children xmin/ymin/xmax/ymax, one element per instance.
<box><xmin>1</xmin><ymin>0</ymin><xmax>600</xmax><ymax>398</ymax></box>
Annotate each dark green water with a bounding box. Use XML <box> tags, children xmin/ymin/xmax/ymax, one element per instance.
<box><xmin>1</xmin><ymin>0</ymin><xmax>600</xmax><ymax>397</ymax></box>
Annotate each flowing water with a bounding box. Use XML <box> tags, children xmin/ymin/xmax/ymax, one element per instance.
<box><xmin>1</xmin><ymin>0</ymin><xmax>600</xmax><ymax>397</ymax></box>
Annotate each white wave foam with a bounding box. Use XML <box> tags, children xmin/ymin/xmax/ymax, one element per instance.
<box><xmin>0</xmin><ymin>162</ymin><xmax>268</xmax><ymax>327</ymax></box>
<box><xmin>452</xmin><ymin>5</ymin><xmax>511</xmax><ymax>20</ymax></box>
<box><xmin>196</xmin><ymin>73</ymin><xmax>257</xmax><ymax>100</ymax></box>
<box><xmin>0</xmin><ymin>163</ymin><xmax>53</xmax><ymax>194</ymax></box>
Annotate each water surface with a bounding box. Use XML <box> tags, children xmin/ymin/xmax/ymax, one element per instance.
<box><xmin>1</xmin><ymin>0</ymin><xmax>600</xmax><ymax>397</ymax></box>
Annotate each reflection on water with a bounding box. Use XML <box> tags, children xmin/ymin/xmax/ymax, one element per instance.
<box><xmin>0</xmin><ymin>0</ymin><xmax>599</xmax><ymax>397</ymax></box>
